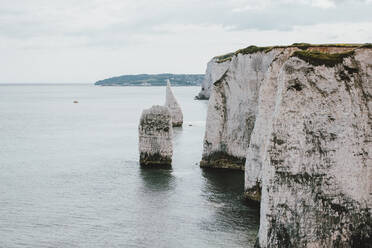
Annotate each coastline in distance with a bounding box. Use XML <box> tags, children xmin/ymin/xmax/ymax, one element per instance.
<box><xmin>95</xmin><ymin>73</ymin><xmax>204</xmax><ymax>86</ymax></box>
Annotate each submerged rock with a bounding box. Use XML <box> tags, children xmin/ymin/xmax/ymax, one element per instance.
<box><xmin>165</xmin><ymin>80</ymin><xmax>183</xmax><ymax>127</ymax></box>
<box><xmin>138</xmin><ymin>105</ymin><xmax>173</xmax><ymax>167</ymax></box>
<box><xmin>202</xmin><ymin>44</ymin><xmax>372</xmax><ymax>247</ymax></box>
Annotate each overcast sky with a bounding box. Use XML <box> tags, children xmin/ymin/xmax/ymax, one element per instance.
<box><xmin>1</xmin><ymin>0</ymin><xmax>371</xmax><ymax>83</ymax></box>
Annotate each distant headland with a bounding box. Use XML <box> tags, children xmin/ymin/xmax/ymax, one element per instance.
<box><xmin>94</xmin><ymin>73</ymin><xmax>204</xmax><ymax>86</ymax></box>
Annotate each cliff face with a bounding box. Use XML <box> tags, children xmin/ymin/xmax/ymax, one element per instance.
<box><xmin>195</xmin><ymin>58</ymin><xmax>230</xmax><ymax>100</ymax></box>
<box><xmin>258</xmin><ymin>48</ymin><xmax>372</xmax><ymax>248</ymax></box>
<box><xmin>202</xmin><ymin>44</ymin><xmax>372</xmax><ymax>247</ymax></box>
<box><xmin>244</xmin><ymin>48</ymin><xmax>294</xmax><ymax>200</ymax></box>
<box><xmin>201</xmin><ymin>50</ymin><xmax>281</xmax><ymax>170</ymax></box>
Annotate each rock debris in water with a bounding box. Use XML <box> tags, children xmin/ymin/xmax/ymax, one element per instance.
<box><xmin>138</xmin><ymin>105</ymin><xmax>173</xmax><ymax>167</ymax></box>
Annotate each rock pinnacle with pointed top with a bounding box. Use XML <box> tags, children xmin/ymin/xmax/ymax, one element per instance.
<box><xmin>165</xmin><ymin>79</ymin><xmax>183</xmax><ymax>127</ymax></box>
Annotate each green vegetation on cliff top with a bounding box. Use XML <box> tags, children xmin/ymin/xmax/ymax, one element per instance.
<box><xmin>214</xmin><ymin>43</ymin><xmax>370</xmax><ymax>63</ymax></box>
<box><xmin>291</xmin><ymin>50</ymin><xmax>355</xmax><ymax>67</ymax></box>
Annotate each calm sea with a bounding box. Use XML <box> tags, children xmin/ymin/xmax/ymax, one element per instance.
<box><xmin>0</xmin><ymin>84</ymin><xmax>259</xmax><ymax>248</ymax></box>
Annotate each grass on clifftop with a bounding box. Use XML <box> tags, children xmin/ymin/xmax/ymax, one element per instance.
<box><xmin>291</xmin><ymin>50</ymin><xmax>355</xmax><ymax>67</ymax></box>
<box><xmin>215</xmin><ymin>45</ymin><xmax>272</xmax><ymax>63</ymax></box>
<box><xmin>215</xmin><ymin>52</ymin><xmax>235</xmax><ymax>63</ymax></box>
<box><xmin>361</xmin><ymin>43</ymin><xmax>372</xmax><ymax>48</ymax></box>
<box><xmin>235</xmin><ymin>45</ymin><xmax>270</xmax><ymax>55</ymax></box>
<box><xmin>214</xmin><ymin>43</ymin><xmax>369</xmax><ymax>63</ymax></box>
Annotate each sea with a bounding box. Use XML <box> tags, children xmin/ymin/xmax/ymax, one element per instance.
<box><xmin>0</xmin><ymin>84</ymin><xmax>259</xmax><ymax>248</ymax></box>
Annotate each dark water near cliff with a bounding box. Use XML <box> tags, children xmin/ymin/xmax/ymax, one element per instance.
<box><xmin>0</xmin><ymin>85</ymin><xmax>259</xmax><ymax>248</ymax></box>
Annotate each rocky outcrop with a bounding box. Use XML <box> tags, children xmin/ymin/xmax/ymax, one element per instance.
<box><xmin>138</xmin><ymin>105</ymin><xmax>173</xmax><ymax>167</ymax></box>
<box><xmin>257</xmin><ymin>47</ymin><xmax>372</xmax><ymax>248</ymax></box>
<box><xmin>195</xmin><ymin>57</ymin><xmax>230</xmax><ymax>100</ymax></box>
<box><xmin>201</xmin><ymin>47</ymin><xmax>282</xmax><ymax>170</ymax></box>
<box><xmin>165</xmin><ymin>80</ymin><xmax>183</xmax><ymax>127</ymax></box>
<box><xmin>202</xmin><ymin>44</ymin><xmax>372</xmax><ymax>247</ymax></box>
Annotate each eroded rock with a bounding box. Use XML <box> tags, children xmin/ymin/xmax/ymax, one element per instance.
<box><xmin>257</xmin><ymin>47</ymin><xmax>372</xmax><ymax>248</ymax></box>
<box><xmin>138</xmin><ymin>105</ymin><xmax>173</xmax><ymax>167</ymax></box>
<box><xmin>165</xmin><ymin>80</ymin><xmax>183</xmax><ymax>127</ymax></box>
<box><xmin>202</xmin><ymin>44</ymin><xmax>372</xmax><ymax>247</ymax></box>
<box><xmin>201</xmin><ymin>49</ymin><xmax>281</xmax><ymax>170</ymax></box>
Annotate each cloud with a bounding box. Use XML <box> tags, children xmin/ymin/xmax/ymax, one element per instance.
<box><xmin>1</xmin><ymin>0</ymin><xmax>372</xmax><ymax>47</ymax></box>
<box><xmin>0</xmin><ymin>0</ymin><xmax>371</xmax><ymax>83</ymax></box>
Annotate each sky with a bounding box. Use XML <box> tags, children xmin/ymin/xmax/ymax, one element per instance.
<box><xmin>1</xmin><ymin>0</ymin><xmax>372</xmax><ymax>83</ymax></box>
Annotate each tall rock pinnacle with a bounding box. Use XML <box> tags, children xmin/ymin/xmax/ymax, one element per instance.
<box><xmin>165</xmin><ymin>79</ymin><xmax>183</xmax><ymax>127</ymax></box>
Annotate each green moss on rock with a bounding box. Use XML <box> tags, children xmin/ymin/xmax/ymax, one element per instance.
<box><xmin>291</xmin><ymin>50</ymin><xmax>355</xmax><ymax>67</ymax></box>
<box><xmin>200</xmin><ymin>151</ymin><xmax>245</xmax><ymax>170</ymax></box>
<box><xmin>214</xmin><ymin>52</ymin><xmax>235</xmax><ymax>63</ymax></box>
<box><xmin>361</xmin><ymin>43</ymin><xmax>372</xmax><ymax>48</ymax></box>
<box><xmin>140</xmin><ymin>152</ymin><xmax>172</xmax><ymax>167</ymax></box>
<box><xmin>244</xmin><ymin>182</ymin><xmax>261</xmax><ymax>203</ymax></box>
<box><xmin>215</xmin><ymin>45</ymin><xmax>272</xmax><ymax>63</ymax></box>
<box><xmin>214</xmin><ymin>43</ymin><xmax>370</xmax><ymax>63</ymax></box>
<box><xmin>235</xmin><ymin>45</ymin><xmax>269</xmax><ymax>55</ymax></box>
<box><xmin>291</xmin><ymin>43</ymin><xmax>312</xmax><ymax>50</ymax></box>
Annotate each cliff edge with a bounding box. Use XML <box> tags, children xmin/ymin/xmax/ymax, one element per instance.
<box><xmin>201</xmin><ymin>43</ymin><xmax>372</xmax><ymax>247</ymax></box>
<box><xmin>195</xmin><ymin>58</ymin><xmax>230</xmax><ymax>100</ymax></box>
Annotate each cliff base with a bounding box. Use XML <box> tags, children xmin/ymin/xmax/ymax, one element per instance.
<box><xmin>200</xmin><ymin>152</ymin><xmax>245</xmax><ymax>170</ymax></box>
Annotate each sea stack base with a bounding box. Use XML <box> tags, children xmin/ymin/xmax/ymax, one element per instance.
<box><xmin>140</xmin><ymin>153</ymin><xmax>172</xmax><ymax>168</ymax></box>
<box><xmin>244</xmin><ymin>184</ymin><xmax>261</xmax><ymax>203</ymax></box>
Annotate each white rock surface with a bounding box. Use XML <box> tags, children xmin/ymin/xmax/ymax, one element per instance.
<box><xmin>203</xmin><ymin>44</ymin><xmax>372</xmax><ymax>246</ymax></box>
<box><xmin>138</xmin><ymin>105</ymin><xmax>173</xmax><ymax>166</ymax></box>
<box><xmin>257</xmin><ymin>48</ymin><xmax>372</xmax><ymax>247</ymax></box>
<box><xmin>196</xmin><ymin>57</ymin><xmax>230</xmax><ymax>100</ymax></box>
<box><xmin>244</xmin><ymin>48</ymin><xmax>294</xmax><ymax>201</ymax></box>
<box><xmin>201</xmin><ymin>50</ymin><xmax>281</xmax><ymax>170</ymax></box>
<box><xmin>165</xmin><ymin>80</ymin><xmax>183</xmax><ymax>127</ymax></box>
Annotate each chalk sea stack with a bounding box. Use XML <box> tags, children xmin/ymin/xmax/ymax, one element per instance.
<box><xmin>201</xmin><ymin>44</ymin><xmax>372</xmax><ymax>247</ymax></box>
<box><xmin>138</xmin><ymin>105</ymin><xmax>173</xmax><ymax>167</ymax></box>
<box><xmin>165</xmin><ymin>80</ymin><xmax>183</xmax><ymax>127</ymax></box>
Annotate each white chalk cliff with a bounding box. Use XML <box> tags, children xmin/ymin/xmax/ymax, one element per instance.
<box><xmin>201</xmin><ymin>47</ymin><xmax>281</xmax><ymax>170</ymax></box>
<box><xmin>165</xmin><ymin>80</ymin><xmax>183</xmax><ymax>127</ymax></box>
<box><xmin>201</xmin><ymin>44</ymin><xmax>372</xmax><ymax>247</ymax></box>
<box><xmin>196</xmin><ymin>57</ymin><xmax>231</xmax><ymax>100</ymax></box>
<box><xmin>138</xmin><ymin>105</ymin><xmax>173</xmax><ymax>166</ymax></box>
